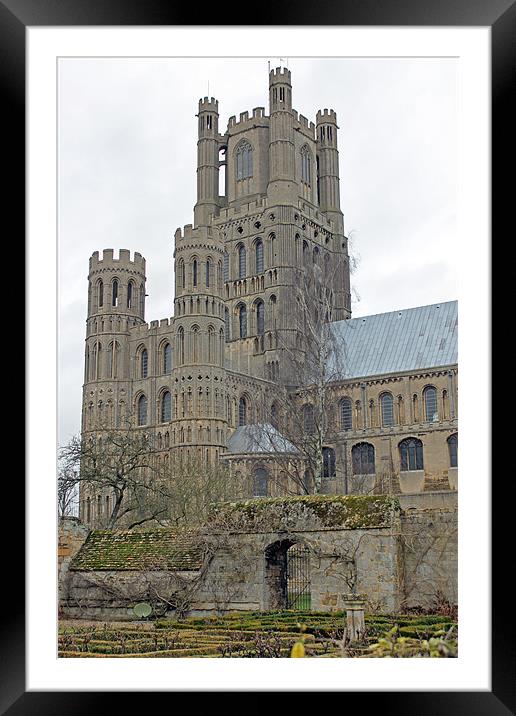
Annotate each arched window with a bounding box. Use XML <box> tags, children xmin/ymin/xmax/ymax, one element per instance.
<box><xmin>301</xmin><ymin>145</ymin><xmax>312</xmax><ymax>185</ymax></box>
<box><xmin>423</xmin><ymin>386</ymin><xmax>438</xmax><ymax>422</ymax></box>
<box><xmin>139</xmin><ymin>283</ymin><xmax>145</xmax><ymax>315</ymax></box>
<box><xmin>236</xmin><ymin>140</ymin><xmax>253</xmax><ymax>180</ymax></box>
<box><xmin>93</xmin><ymin>342</ymin><xmax>102</xmax><ymax>379</ymax></box>
<box><xmin>253</xmin><ymin>468</ymin><xmax>268</xmax><ymax>497</ymax></box>
<box><xmin>238</xmin><ymin>245</ymin><xmax>246</xmax><ymax>279</ymax></box>
<box><xmin>323</xmin><ymin>447</ymin><xmax>336</xmax><ymax>478</ymax></box>
<box><xmin>255</xmin><ymin>239</ymin><xmax>264</xmax><ymax>273</ymax></box>
<box><xmin>239</xmin><ymin>304</ymin><xmax>247</xmax><ymax>338</ymax></box>
<box><xmin>207</xmin><ymin>325</ymin><xmax>215</xmax><ymax>363</ymax></box>
<box><xmin>303</xmin><ymin>404</ymin><xmax>315</xmax><ymax>435</ymax></box>
<box><xmin>137</xmin><ymin>395</ymin><xmax>148</xmax><ymax>426</ymax></box>
<box><xmin>352</xmin><ymin>443</ymin><xmax>375</xmax><ymax>475</ymax></box>
<box><xmin>192</xmin><ymin>326</ymin><xmax>199</xmax><ymax>363</ymax></box>
<box><xmin>192</xmin><ymin>259</ymin><xmax>198</xmax><ymax>287</ymax></box>
<box><xmin>238</xmin><ymin>397</ymin><xmax>247</xmax><ymax>426</ymax></box>
<box><xmin>109</xmin><ymin>341</ymin><xmax>120</xmax><ymax>379</ymax></box>
<box><xmin>206</xmin><ymin>259</ymin><xmax>211</xmax><ymax>287</ymax></box>
<box><xmin>399</xmin><ymin>438</ymin><xmax>424</xmax><ymax>471</ymax></box>
<box><xmin>163</xmin><ymin>343</ymin><xmax>172</xmax><ymax>374</ymax></box>
<box><xmin>256</xmin><ymin>300</ymin><xmax>265</xmax><ymax>335</ymax></box>
<box><xmin>222</xmin><ymin>307</ymin><xmax>229</xmax><ymax>341</ymax></box>
<box><xmin>268</xmin><ymin>232</ymin><xmax>276</xmax><ymax>264</ymax></box>
<box><xmin>97</xmin><ymin>280</ymin><xmax>103</xmax><ymax>308</ymax></box>
<box><xmin>380</xmin><ymin>392</ymin><xmax>395</xmax><ymax>427</ymax></box>
<box><xmin>141</xmin><ymin>348</ymin><xmax>148</xmax><ymax>378</ymax></box>
<box><xmin>112</xmin><ymin>279</ymin><xmax>119</xmax><ymax>307</ymax></box>
<box><xmin>178</xmin><ymin>259</ymin><xmax>185</xmax><ymax>289</ymax></box>
<box><xmin>448</xmin><ymin>433</ymin><xmax>458</xmax><ymax>468</ymax></box>
<box><xmin>340</xmin><ymin>398</ymin><xmax>352</xmax><ymax>431</ymax></box>
<box><xmin>223</xmin><ymin>251</ymin><xmax>229</xmax><ymax>281</ymax></box>
<box><xmin>178</xmin><ymin>327</ymin><xmax>185</xmax><ymax>364</ymax></box>
<box><xmin>161</xmin><ymin>391</ymin><xmax>172</xmax><ymax>423</ymax></box>
<box><xmin>127</xmin><ymin>281</ymin><xmax>133</xmax><ymax>309</ymax></box>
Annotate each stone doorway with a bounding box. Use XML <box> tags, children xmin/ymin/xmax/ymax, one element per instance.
<box><xmin>265</xmin><ymin>540</ymin><xmax>311</xmax><ymax>610</ymax></box>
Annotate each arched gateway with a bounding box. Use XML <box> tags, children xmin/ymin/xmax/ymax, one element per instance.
<box><xmin>264</xmin><ymin>540</ymin><xmax>311</xmax><ymax>610</ymax></box>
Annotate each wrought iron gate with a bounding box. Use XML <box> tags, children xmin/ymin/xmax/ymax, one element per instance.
<box><xmin>286</xmin><ymin>544</ymin><xmax>311</xmax><ymax>610</ymax></box>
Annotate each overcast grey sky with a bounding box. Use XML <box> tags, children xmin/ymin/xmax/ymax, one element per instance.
<box><xmin>58</xmin><ymin>56</ymin><xmax>458</xmax><ymax>445</ymax></box>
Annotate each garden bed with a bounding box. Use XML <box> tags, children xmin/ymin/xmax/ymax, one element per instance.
<box><xmin>58</xmin><ymin>611</ymin><xmax>457</xmax><ymax>658</ymax></box>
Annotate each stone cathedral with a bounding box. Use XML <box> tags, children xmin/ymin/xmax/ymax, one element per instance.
<box><xmin>79</xmin><ymin>68</ymin><xmax>458</xmax><ymax>527</ymax></box>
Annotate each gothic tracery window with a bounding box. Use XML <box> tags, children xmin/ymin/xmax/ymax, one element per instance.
<box><xmin>448</xmin><ymin>433</ymin><xmax>458</xmax><ymax>468</ymax></box>
<box><xmin>301</xmin><ymin>145</ymin><xmax>312</xmax><ymax>185</ymax></box>
<box><xmin>352</xmin><ymin>442</ymin><xmax>375</xmax><ymax>475</ymax></box>
<box><xmin>236</xmin><ymin>140</ymin><xmax>253</xmax><ymax>180</ymax></box>
<box><xmin>399</xmin><ymin>437</ymin><xmax>424</xmax><ymax>471</ymax></box>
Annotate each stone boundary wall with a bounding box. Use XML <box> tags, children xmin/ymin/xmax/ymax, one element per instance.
<box><xmin>59</xmin><ymin>495</ymin><xmax>457</xmax><ymax>620</ymax></box>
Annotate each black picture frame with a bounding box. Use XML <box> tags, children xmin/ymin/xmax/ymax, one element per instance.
<box><xmin>5</xmin><ymin>0</ymin><xmax>510</xmax><ymax>711</ymax></box>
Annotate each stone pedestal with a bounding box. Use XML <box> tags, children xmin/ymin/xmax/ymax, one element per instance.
<box><xmin>342</xmin><ymin>594</ymin><xmax>366</xmax><ymax>643</ymax></box>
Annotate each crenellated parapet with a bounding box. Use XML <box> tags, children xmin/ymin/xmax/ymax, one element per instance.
<box><xmin>89</xmin><ymin>248</ymin><xmax>145</xmax><ymax>273</ymax></box>
<box><xmin>128</xmin><ymin>316</ymin><xmax>174</xmax><ymax>339</ymax></box>
<box><xmin>269</xmin><ymin>66</ymin><xmax>291</xmax><ymax>85</ymax></box>
<box><xmin>293</xmin><ymin>111</ymin><xmax>316</xmax><ymax>140</ymax></box>
<box><xmin>87</xmin><ymin>248</ymin><xmax>147</xmax><ymax>322</ymax></box>
<box><xmin>316</xmin><ymin>108</ymin><xmax>338</xmax><ymax>125</ymax></box>
<box><xmin>227</xmin><ymin>107</ymin><xmax>268</xmax><ymax>133</ymax></box>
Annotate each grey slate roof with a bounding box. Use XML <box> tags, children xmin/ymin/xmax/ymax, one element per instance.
<box><xmin>328</xmin><ymin>300</ymin><xmax>457</xmax><ymax>380</ymax></box>
<box><xmin>226</xmin><ymin>424</ymin><xmax>299</xmax><ymax>455</ymax></box>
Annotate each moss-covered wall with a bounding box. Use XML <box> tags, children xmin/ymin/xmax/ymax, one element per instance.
<box><xmin>61</xmin><ymin>495</ymin><xmax>457</xmax><ymax>619</ymax></box>
<box><xmin>207</xmin><ymin>494</ymin><xmax>400</xmax><ymax>532</ymax></box>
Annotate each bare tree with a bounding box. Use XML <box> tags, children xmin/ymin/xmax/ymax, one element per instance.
<box><xmin>58</xmin><ymin>465</ymin><xmax>79</xmax><ymax>518</ymax></box>
<box><xmin>254</xmin><ymin>257</ymin><xmax>350</xmax><ymax>494</ymax></box>
<box><xmin>59</xmin><ymin>428</ymin><xmax>171</xmax><ymax>530</ymax></box>
<box><xmin>163</xmin><ymin>452</ymin><xmax>235</xmax><ymax>529</ymax></box>
<box><xmin>59</xmin><ymin>425</ymin><xmax>238</xmax><ymax>531</ymax></box>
